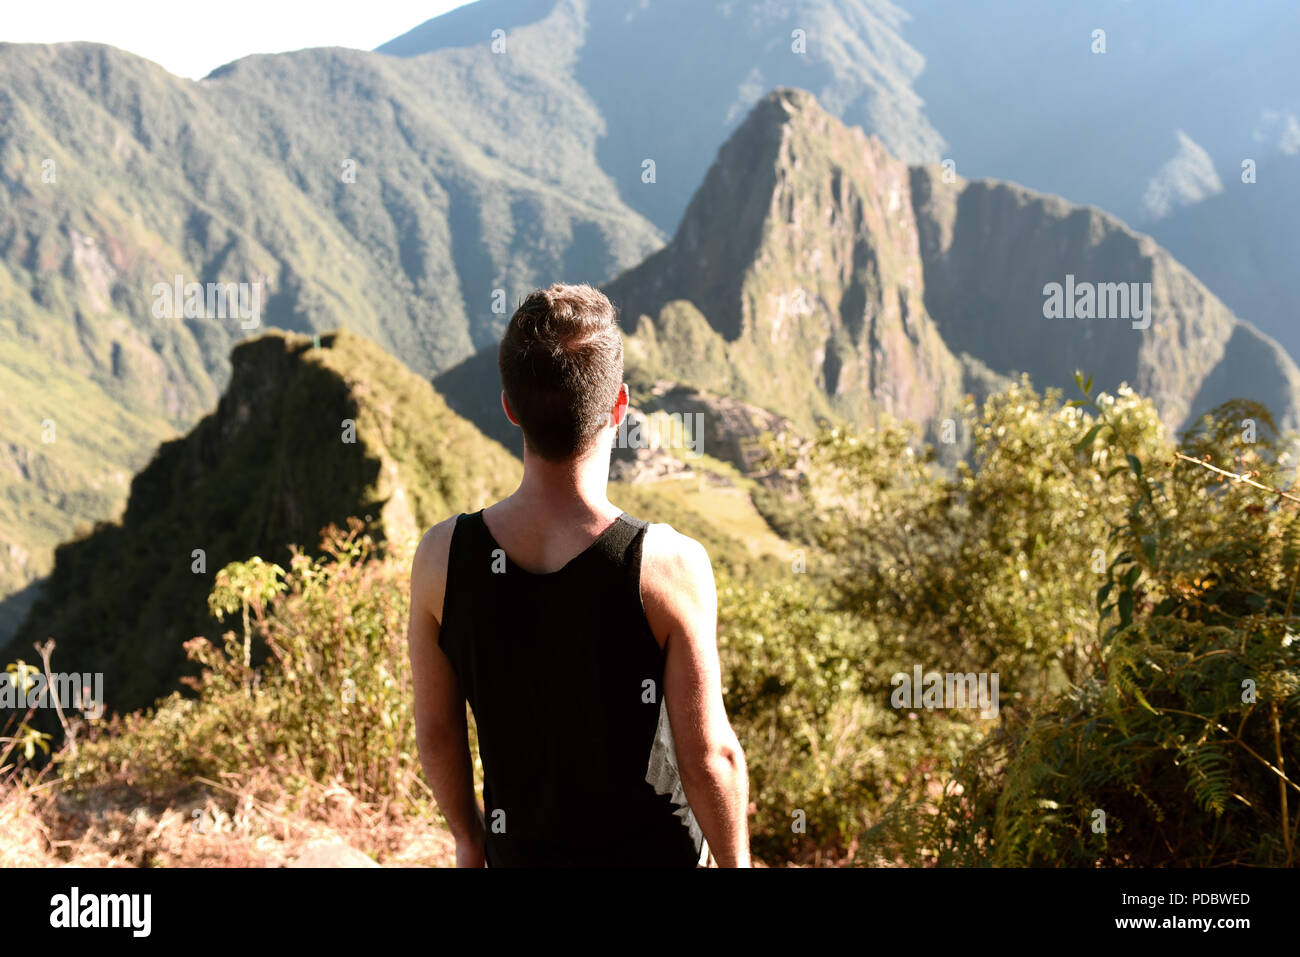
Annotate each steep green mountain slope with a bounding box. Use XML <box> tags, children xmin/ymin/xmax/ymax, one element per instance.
<box><xmin>2</xmin><ymin>330</ymin><xmax>522</xmax><ymax>715</ymax></box>
<box><xmin>594</xmin><ymin>89</ymin><xmax>1300</xmax><ymax>440</ymax></box>
<box><xmin>379</xmin><ymin>0</ymin><xmax>945</xmax><ymax>234</ymax></box>
<box><xmin>0</xmin><ymin>38</ymin><xmax>661</xmax><ymax>632</ymax></box>
<box><xmin>0</xmin><ymin>339</ymin><xmax>175</xmax><ymax>637</ymax></box>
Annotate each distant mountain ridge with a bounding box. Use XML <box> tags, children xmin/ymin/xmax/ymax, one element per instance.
<box><xmin>598</xmin><ymin>89</ymin><xmax>1300</xmax><ymax>442</ymax></box>
<box><xmin>433</xmin><ymin>89</ymin><xmax>1300</xmax><ymax>472</ymax></box>
<box><xmin>385</xmin><ymin>0</ymin><xmax>1300</xmax><ymax>360</ymax></box>
<box><xmin>1149</xmin><ymin>151</ymin><xmax>1300</xmax><ymax>362</ymax></box>
<box><xmin>605</xmin><ymin>88</ymin><xmax>968</xmax><ymax>443</ymax></box>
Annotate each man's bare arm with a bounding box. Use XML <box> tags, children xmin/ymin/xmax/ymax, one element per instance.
<box><xmin>643</xmin><ymin>525</ymin><xmax>751</xmax><ymax>867</ymax></box>
<box><xmin>408</xmin><ymin>518</ymin><xmax>485</xmax><ymax>866</ymax></box>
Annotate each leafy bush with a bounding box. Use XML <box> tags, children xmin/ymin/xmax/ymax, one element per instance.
<box><xmin>826</xmin><ymin>383</ymin><xmax>1300</xmax><ymax>866</ymax></box>
<box><xmin>781</xmin><ymin>378</ymin><xmax>1166</xmax><ymax>693</ymax></box>
<box><xmin>717</xmin><ymin>572</ymin><xmax>976</xmax><ymax>863</ymax></box>
<box><xmin>918</xmin><ymin>388</ymin><xmax>1300</xmax><ymax>866</ymax></box>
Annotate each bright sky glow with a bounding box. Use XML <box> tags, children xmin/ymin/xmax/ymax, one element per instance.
<box><xmin>1</xmin><ymin>0</ymin><xmax>476</xmax><ymax>80</ymax></box>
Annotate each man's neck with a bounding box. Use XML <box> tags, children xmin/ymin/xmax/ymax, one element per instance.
<box><xmin>506</xmin><ymin>442</ymin><xmax>618</xmax><ymax>522</ymax></box>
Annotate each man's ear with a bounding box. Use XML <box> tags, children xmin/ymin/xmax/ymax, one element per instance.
<box><xmin>610</xmin><ymin>382</ymin><xmax>630</xmax><ymax>429</ymax></box>
<box><xmin>501</xmin><ymin>390</ymin><xmax>521</xmax><ymax>427</ymax></box>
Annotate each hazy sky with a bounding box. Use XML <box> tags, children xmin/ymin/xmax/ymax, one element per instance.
<box><xmin>2</xmin><ymin>0</ymin><xmax>476</xmax><ymax>79</ymax></box>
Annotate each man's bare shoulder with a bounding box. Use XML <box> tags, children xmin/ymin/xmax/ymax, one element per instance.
<box><xmin>643</xmin><ymin>522</ymin><xmax>711</xmax><ymax>577</ymax></box>
<box><xmin>411</xmin><ymin>515</ymin><xmax>461</xmax><ymax>624</ymax></box>
<box><xmin>641</xmin><ymin>522</ymin><xmax>716</xmax><ymax>619</ymax></box>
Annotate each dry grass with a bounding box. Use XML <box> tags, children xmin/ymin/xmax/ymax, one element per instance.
<box><xmin>0</xmin><ymin>779</ymin><xmax>60</xmax><ymax>866</ymax></box>
<box><xmin>2</xmin><ymin>769</ymin><xmax>792</xmax><ymax>867</ymax></box>
<box><xmin>1</xmin><ymin>767</ymin><xmax>456</xmax><ymax>868</ymax></box>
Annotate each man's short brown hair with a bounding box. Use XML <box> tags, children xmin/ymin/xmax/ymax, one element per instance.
<box><xmin>498</xmin><ymin>283</ymin><xmax>624</xmax><ymax>462</ymax></box>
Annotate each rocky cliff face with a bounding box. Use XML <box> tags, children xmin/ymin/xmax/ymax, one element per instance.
<box><xmin>909</xmin><ymin>167</ymin><xmax>1300</xmax><ymax>433</ymax></box>
<box><xmin>4</xmin><ymin>330</ymin><xmax>520</xmax><ymax>715</ymax></box>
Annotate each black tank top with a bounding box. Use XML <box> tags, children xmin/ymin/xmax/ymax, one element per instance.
<box><xmin>439</xmin><ymin>508</ymin><xmax>706</xmax><ymax>867</ymax></box>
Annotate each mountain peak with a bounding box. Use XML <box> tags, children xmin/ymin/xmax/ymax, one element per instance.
<box><xmin>607</xmin><ymin>87</ymin><xmax>963</xmax><ymax>439</ymax></box>
<box><xmin>757</xmin><ymin>86</ymin><xmax>823</xmax><ymax>117</ymax></box>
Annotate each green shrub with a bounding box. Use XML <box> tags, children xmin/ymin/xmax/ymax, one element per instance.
<box><xmin>921</xmin><ymin>389</ymin><xmax>1300</xmax><ymax>866</ymax></box>
<box><xmin>717</xmin><ymin>572</ymin><xmax>976</xmax><ymax>862</ymax></box>
<box><xmin>857</xmin><ymin>387</ymin><xmax>1300</xmax><ymax>866</ymax></box>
